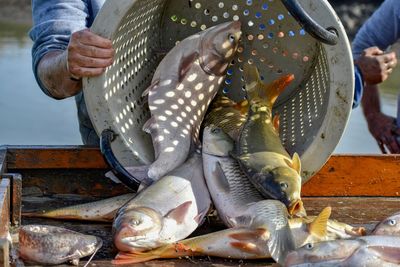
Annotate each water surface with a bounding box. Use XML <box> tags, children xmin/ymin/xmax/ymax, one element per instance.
<box><xmin>0</xmin><ymin>22</ymin><xmax>398</xmax><ymax>153</ymax></box>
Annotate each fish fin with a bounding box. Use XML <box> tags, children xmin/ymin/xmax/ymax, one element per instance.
<box><xmin>263</xmin><ymin>74</ymin><xmax>295</xmax><ymax>106</ymax></box>
<box><xmin>243</xmin><ymin>63</ymin><xmax>262</xmax><ymax>101</ymax></box>
<box><xmin>229</xmin><ymin>215</ymin><xmax>254</xmax><ymax>227</ymax></box>
<box><xmin>142</xmin><ymin>79</ymin><xmax>160</xmax><ymax>97</ymax></box>
<box><xmin>71</xmin><ymin>258</ymin><xmax>79</xmax><ymax>266</ymax></box>
<box><xmin>194</xmin><ymin>206</ymin><xmax>210</xmax><ymax>224</ymax></box>
<box><xmin>179</xmin><ymin>52</ymin><xmax>198</xmax><ymax>83</ymax></box>
<box><xmin>308</xmin><ymin>207</ymin><xmax>331</xmax><ymax>238</ymax></box>
<box><xmin>112</xmin><ymin>251</ymin><xmax>158</xmax><ymax>265</ymax></box>
<box><xmin>273</xmin><ymin>114</ymin><xmax>280</xmax><ymax>133</ymax></box>
<box><xmin>229</xmin><ymin>229</ymin><xmax>268</xmax><ymax>241</ymax></box>
<box><xmin>166</xmin><ymin>201</ymin><xmax>193</xmax><ymax>224</ymax></box>
<box><xmin>212</xmin><ymin>161</ymin><xmax>231</xmax><ymax>192</ymax></box>
<box><xmin>142</xmin><ymin>117</ymin><xmax>156</xmax><ymax>134</ymax></box>
<box><xmin>368</xmin><ymin>246</ymin><xmax>400</xmax><ymax>263</ymax></box>
<box><xmin>230</xmin><ymin>241</ymin><xmax>262</xmax><ymax>255</ymax></box>
<box><xmin>291</xmin><ymin>152</ymin><xmax>301</xmax><ymax>175</ymax></box>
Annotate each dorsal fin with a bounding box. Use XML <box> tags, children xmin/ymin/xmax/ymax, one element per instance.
<box><xmin>262</xmin><ymin>74</ymin><xmax>295</xmax><ymax>106</ymax></box>
<box><xmin>308</xmin><ymin>207</ymin><xmax>331</xmax><ymax>238</ymax></box>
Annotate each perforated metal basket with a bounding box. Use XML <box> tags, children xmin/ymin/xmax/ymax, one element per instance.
<box><xmin>83</xmin><ymin>0</ymin><xmax>354</xmax><ymax>185</ymax></box>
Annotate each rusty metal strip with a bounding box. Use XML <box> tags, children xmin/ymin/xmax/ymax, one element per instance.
<box><xmin>0</xmin><ymin>148</ymin><xmax>7</xmax><ymax>175</ymax></box>
<box><xmin>0</xmin><ymin>178</ymin><xmax>10</xmax><ymax>267</ymax></box>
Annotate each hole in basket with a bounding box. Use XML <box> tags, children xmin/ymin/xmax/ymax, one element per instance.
<box><xmin>262</xmin><ymin>3</ymin><xmax>268</xmax><ymax>10</ymax></box>
<box><xmin>204</xmin><ymin>9</ymin><xmax>210</xmax><ymax>15</ymax></box>
<box><xmin>218</xmin><ymin>2</ymin><xmax>224</xmax><ymax>8</ymax></box>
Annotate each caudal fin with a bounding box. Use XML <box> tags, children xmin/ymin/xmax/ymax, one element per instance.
<box><xmin>243</xmin><ymin>63</ymin><xmax>294</xmax><ymax>107</ymax></box>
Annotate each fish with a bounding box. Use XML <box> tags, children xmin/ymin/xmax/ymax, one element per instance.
<box><xmin>284</xmin><ymin>236</ymin><xmax>400</xmax><ymax>267</ymax></box>
<box><xmin>22</xmin><ymin>193</ymin><xmax>135</xmax><ymax>222</ymax></box>
<box><xmin>112</xmin><ymin>207</ymin><xmax>365</xmax><ymax>264</ymax></box>
<box><xmin>142</xmin><ymin>21</ymin><xmax>242</xmax><ymax>181</ymax></box>
<box><xmin>372</xmin><ymin>212</ymin><xmax>400</xmax><ymax>235</ymax></box>
<box><xmin>112</xmin><ymin>152</ymin><xmax>211</xmax><ymax>260</ymax></box>
<box><xmin>18</xmin><ymin>225</ymin><xmax>102</xmax><ymax>266</ymax></box>
<box><xmin>234</xmin><ymin>63</ymin><xmax>303</xmax><ymax>216</ymax></box>
<box><xmin>204</xmin><ymin>96</ymin><xmax>248</xmax><ymax>140</ymax></box>
<box><xmin>202</xmin><ymin>125</ymin><xmax>295</xmax><ymax>263</ymax></box>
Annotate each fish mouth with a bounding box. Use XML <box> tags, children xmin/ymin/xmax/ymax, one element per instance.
<box><xmin>288</xmin><ymin>200</ymin><xmax>307</xmax><ymax>217</ymax></box>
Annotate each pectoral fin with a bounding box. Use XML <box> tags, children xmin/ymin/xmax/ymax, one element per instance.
<box><xmin>179</xmin><ymin>52</ymin><xmax>198</xmax><ymax>82</ymax></box>
<box><xmin>308</xmin><ymin>207</ymin><xmax>331</xmax><ymax>238</ymax></box>
<box><xmin>291</xmin><ymin>153</ymin><xmax>301</xmax><ymax>175</ymax></box>
<box><xmin>212</xmin><ymin>162</ymin><xmax>231</xmax><ymax>192</ymax></box>
<box><xmin>166</xmin><ymin>201</ymin><xmax>193</xmax><ymax>224</ymax></box>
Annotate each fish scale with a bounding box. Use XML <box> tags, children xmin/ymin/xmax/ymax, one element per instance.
<box><xmin>143</xmin><ymin>21</ymin><xmax>242</xmax><ymax>181</ymax></box>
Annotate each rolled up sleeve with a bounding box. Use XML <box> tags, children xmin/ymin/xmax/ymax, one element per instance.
<box><xmin>29</xmin><ymin>0</ymin><xmax>89</xmax><ymax>97</ymax></box>
<box><xmin>352</xmin><ymin>0</ymin><xmax>400</xmax><ymax>60</ymax></box>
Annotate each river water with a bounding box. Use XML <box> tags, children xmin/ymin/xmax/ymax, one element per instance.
<box><xmin>0</xmin><ymin>22</ymin><xmax>398</xmax><ymax>153</ymax></box>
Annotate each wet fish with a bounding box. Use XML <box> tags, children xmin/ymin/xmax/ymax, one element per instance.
<box><xmin>142</xmin><ymin>21</ymin><xmax>242</xmax><ymax>181</ymax></box>
<box><xmin>204</xmin><ymin>96</ymin><xmax>247</xmax><ymax>140</ymax></box>
<box><xmin>112</xmin><ymin>152</ymin><xmax>211</xmax><ymax>260</ymax></box>
<box><xmin>19</xmin><ymin>225</ymin><xmax>102</xmax><ymax>266</ymax></box>
<box><xmin>285</xmin><ymin>236</ymin><xmax>400</xmax><ymax>267</ymax></box>
<box><xmin>112</xmin><ymin>207</ymin><xmax>364</xmax><ymax>264</ymax></box>
<box><xmin>235</xmin><ymin>64</ymin><xmax>303</xmax><ymax>216</ymax></box>
<box><xmin>373</xmin><ymin>212</ymin><xmax>400</xmax><ymax>235</ymax></box>
<box><xmin>202</xmin><ymin>125</ymin><xmax>295</xmax><ymax>263</ymax></box>
<box><xmin>22</xmin><ymin>194</ymin><xmax>135</xmax><ymax>222</ymax></box>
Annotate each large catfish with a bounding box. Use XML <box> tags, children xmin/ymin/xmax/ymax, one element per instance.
<box><xmin>235</xmin><ymin>64</ymin><xmax>304</xmax><ymax>216</ymax></box>
<box><xmin>143</xmin><ymin>21</ymin><xmax>242</xmax><ymax>181</ymax></box>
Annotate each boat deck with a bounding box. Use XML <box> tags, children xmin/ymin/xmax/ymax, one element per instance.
<box><xmin>1</xmin><ymin>146</ymin><xmax>400</xmax><ymax>266</ymax></box>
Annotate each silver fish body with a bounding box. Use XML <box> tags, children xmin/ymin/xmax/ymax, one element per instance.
<box><xmin>144</xmin><ymin>21</ymin><xmax>242</xmax><ymax>181</ymax></box>
<box><xmin>285</xmin><ymin>235</ymin><xmax>400</xmax><ymax>267</ymax></box>
<box><xmin>113</xmin><ymin>152</ymin><xmax>211</xmax><ymax>253</ymax></box>
<box><xmin>19</xmin><ymin>225</ymin><xmax>102</xmax><ymax>266</ymax></box>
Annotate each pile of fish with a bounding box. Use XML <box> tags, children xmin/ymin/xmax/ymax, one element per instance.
<box><xmin>18</xmin><ymin>21</ymin><xmax>400</xmax><ymax>266</ymax></box>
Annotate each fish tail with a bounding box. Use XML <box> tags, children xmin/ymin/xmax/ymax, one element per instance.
<box><xmin>263</xmin><ymin>74</ymin><xmax>295</xmax><ymax>106</ymax></box>
<box><xmin>22</xmin><ymin>209</ymin><xmax>77</xmax><ymax>219</ymax></box>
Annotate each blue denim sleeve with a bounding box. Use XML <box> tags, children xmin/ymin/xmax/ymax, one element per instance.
<box><xmin>29</xmin><ymin>0</ymin><xmax>89</xmax><ymax>97</ymax></box>
<box><xmin>353</xmin><ymin>66</ymin><xmax>364</xmax><ymax>109</ymax></box>
<box><xmin>352</xmin><ymin>0</ymin><xmax>400</xmax><ymax>59</ymax></box>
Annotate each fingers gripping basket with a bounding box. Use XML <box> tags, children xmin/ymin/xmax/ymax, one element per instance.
<box><xmin>83</xmin><ymin>0</ymin><xmax>354</xmax><ymax>184</ymax></box>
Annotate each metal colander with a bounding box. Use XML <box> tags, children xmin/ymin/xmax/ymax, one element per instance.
<box><xmin>83</xmin><ymin>0</ymin><xmax>354</xmax><ymax>184</ymax></box>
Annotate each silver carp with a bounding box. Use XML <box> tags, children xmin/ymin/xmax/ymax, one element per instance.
<box><xmin>143</xmin><ymin>21</ymin><xmax>242</xmax><ymax>181</ymax></box>
<box><xmin>235</xmin><ymin>64</ymin><xmax>304</xmax><ymax>216</ymax></box>
<box><xmin>373</xmin><ymin>212</ymin><xmax>400</xmax><ymax>235</ymax></box>
<box><xmin>19</xmin><ymin>225</ymin><xmax>102</xmax><ymax>266</ymax></box>
<box><xmin>285</xmin><ymin>236</ymin><xmax>400</xmax><ymax>267</ymax></box>
<box><xmin>112</xmin><ymin>152</ymin><xmax>211</xmax><ymax>264</ymax></box>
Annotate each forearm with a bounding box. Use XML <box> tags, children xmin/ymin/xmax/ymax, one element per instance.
<box><xmin>37</xmin><ymin>50</ymin><xmax>82</xmax><ymax>99</ymax></box>
<box><xmin>361</xmin><ymin>84</ymin><xmax>381</xmax><ymax>120</ymax></box>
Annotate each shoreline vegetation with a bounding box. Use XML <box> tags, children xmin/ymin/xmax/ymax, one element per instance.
<box><xmin>0</xmin><ymin>1</ymin><xmax>383</xmax><ymax>40</ymax></box>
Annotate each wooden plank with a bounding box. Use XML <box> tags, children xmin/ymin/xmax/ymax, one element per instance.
<box><xmin>303</xmin><ymin>155</ymin><xmax>400</xmax><ymax>197</ymax></box>
<box><xmin>0</xmin><ymin>239</ymin><xmax>9</xmax><ymax>267</ymax></box>
<box><xmin>0</xmin><ymin>179</ymin><xmax>10</xmax><ymax>239</ymax></box>
<box><xmin>5</xmin><ymin>146</ymin><xmax>108</xmax><ymax>170</ymax></box>
<box><xmin>0</xmin><ymin>148</ymin><xmax>7</xmax><ymax>174</ymax></box>
<box><xmin>9</xmin><ymin>174</ymin><xmax>22</xmax><ymax>226</ymax></box>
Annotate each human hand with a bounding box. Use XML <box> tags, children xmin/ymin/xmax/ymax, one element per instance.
<box><xmin>66</xmin><ymin>29</ymin><xmax>114</xmax><ymax>79</ymax></box>
<box><xmin>355</xmin><ymin>47</ymin><xmax>397</xmax><ymax>85</ymax></box>
<box><xmin>365</xmin><ymin>112</ymin><xmax>400</xmax><ymax>154</ymax></box>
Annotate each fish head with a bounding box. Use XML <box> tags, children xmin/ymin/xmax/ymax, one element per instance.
<box><xmin>255</xmin><ymin>166</ymin><xmax>304</xmax><ymax>216</ymax></box>
<box><xmin>284</xmin><ymin>239</ymin><xmax>363</xmax><ymax>266</ymax></box>
<box><xmin>113</xmin><ymin>207</ymin><xmax>163</xmax><ymax>251</ymax></box>
<box><xmin>373</xmin><ymin>212</ymin><xmax>400</xmax><ymax>235</ymax></box>
<box><xmin>200</xmin><ymin>21</ymin><xmax>242</xmax><ymax>75</ymax></box>
<box><xmin>202</xmin><ymin>125</ymin><xmax>234</xmax><ymax>157</ymax></box>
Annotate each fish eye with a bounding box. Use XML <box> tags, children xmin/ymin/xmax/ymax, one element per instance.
<box><xmin>280</xmin><ymin>182</ymin><xmax>288</xmax><ymax>190</ymax></box>
<box><xmin>305</xmin><ymin>243</ymin><xmax>313</xmax><ymax>250</ymax></box>
<box><xmin>388</xmin><ymin>219</ymin><xmax>397</xmax><ymax>226</ymax></box>
<box><xmin>228</xmin><ymin>34</ymin><xmax>236</xmax><ymax>43</ymax></box>
<box><xmin>211</xmin><ymin>128</ymin><xmax>221</xmax><ymax>134</ymax></box>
